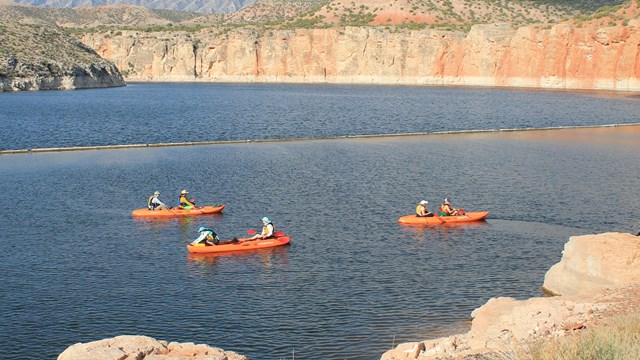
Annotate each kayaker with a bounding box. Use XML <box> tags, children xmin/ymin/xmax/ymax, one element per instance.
<box><xmin>148</xmin><ymin>191</ymin><xmax>168</xmax><ymax>210</ymax></box>
<box><xmin>439</xmin><ymin>198</ymin><xmax>460</xmax><ymax>216</ymax></box>
<box><xmin>249</xmin><ymin>217</ymin><xmax>275</xmax><ymax>240</ymax></box>
<box><xmin>178</xmin><ymin>189</ymin><xmax>196</xmax><ymax>210</ymax></box>
<box><xmin>191</xmin><ymin>227</ymin><xmax>220</xmax><ymax>246</ymax></box>
<box><xmin>416</xmin><ymin>200</ymin><xmax>433</xmax><ymax>217</ymax></box>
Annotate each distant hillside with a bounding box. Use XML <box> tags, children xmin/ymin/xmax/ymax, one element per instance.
<box><xmin>0</xmin><ymin>4</ymin><xmax>208</xmax><ymax>27</ymax></box>
<box><xmin>278</xmin><ymin>0</ymin><xmax>632</xmax><ymax>31</ymax></box>
<box><xmin>6</xmin><ymin>0</ymin><xmax>628</xmax><ymax>21</ymax></box>
<box><xmin>0</xmin><ymin>0</ymin><xmax>330</xmax><ymax>31</ymax></box>
<box><xmin>10</xmin><ymin>0</ymin><xmax>259</xmax><ymax>14</ymax></box>
<box><xmin>5</xmin><ymin>0</ymin><xmax>631</xmax><ymax>34</ymax></box>
<box><xmin>3</xmin><ymin>0</ymin><xmax>633</xmax><ymax>34</ymax></box>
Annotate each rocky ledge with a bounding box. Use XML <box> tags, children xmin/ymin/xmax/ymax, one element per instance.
<box><xmin>0</xmin><ymin>21</ymin><xmax>125</xmax><ymax>91</ymax></box>
<box><xmin>57</xmin><ymin>335</ymin><xmax>248</xmax><ymax>360</ymax></box>
<box><xmin>381</xmin><ymin>232</ymin><xmax>640</xmax><ymax>359</ymax></box>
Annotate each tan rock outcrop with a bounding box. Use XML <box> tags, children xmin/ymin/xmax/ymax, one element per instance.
<box><xmin>81</xmin><ymin>20</ymin><xmax>640</xmax><ymax>91</ymax></box>
<box><xmin>381</xmin><ymin>232</ymin><xmax>640</xmax><ymax>360</ymax></box>
<box><xmin>543</xmin><ymin>232</ymin><xmax>640</xmax><ymax>296</ymax></box>
<box><xmin>57</xmin><ymin>335</ymin><xmax>248</xmax><ymax>360</ymax></box>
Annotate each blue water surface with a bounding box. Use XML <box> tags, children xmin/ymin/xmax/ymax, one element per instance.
<box><xmin>0</xmin><ymin>84</ymin><xmax>639</xmax><ymax>360</ymax></box>
<box><xmin>1</xmin><ymin>83</ymin><xmax>639</xmax><ymax>150</ymax></box>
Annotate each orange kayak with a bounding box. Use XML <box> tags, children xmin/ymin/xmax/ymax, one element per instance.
<box><xmin>187</xmin><ymin>233</ymin><xmax>291</xmax><ymax>254</ymax></box>
<box><xmin>132</xmin><ymin>205</ymin><xmax>225</xmax><ymax>218</ymax></box>
<box><xmin>398</xmin><ymin>211</ymin><xmax>489</xmax><ymax>225</ymax></box>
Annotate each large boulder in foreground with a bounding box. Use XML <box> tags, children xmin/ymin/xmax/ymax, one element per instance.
<box><xmin>543</xmin><ymin>232</ymin><xmax>640</xmax><ymax>296</ymax></box>
<box><xmin>57</xmin><ymin>335</ymin><xmax>248</xmax><ymax>360</ymax></box>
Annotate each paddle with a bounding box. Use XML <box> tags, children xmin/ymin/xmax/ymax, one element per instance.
<box><xmin>236</xmin><ymin>229</ymin><xmax>258</xmax><ymax>243</ymax></box>
<box><xmin>434</xmin><ymin>213</ymin><xmax>445</xmax><ymax>223</ymax></box>
<box><xmin>158</xmin><ymin>203</ymin><xmax>177</xmax><ymax>215</ymax></box>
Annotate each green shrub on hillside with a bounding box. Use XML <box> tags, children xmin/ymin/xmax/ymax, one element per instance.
<box><xmin>283</xmin><ymin>16</ymin><xmax>324</xmax><ymax>28</ymax></box>
<box><xmin>396</xmin><ymin>20</ymin><xmax>428</xmax><ymax>30</ymax></box>
<box><xmin>339</xmin><ymin>12</ymin><xmax>375</xmax><ymax>26</ymax></box>
<box><xmin>537</xmin><ymin>0</ymin><xmax>626</xmax><ymax>12</ymax></box>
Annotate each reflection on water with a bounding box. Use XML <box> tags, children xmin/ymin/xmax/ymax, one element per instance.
<box><xmin>400</xmin><ymin>221</ymin><xmax>490</xmax><ymax>242</ymax></box>
<box><xmin>187</xmin><ymin>246</ymin><xmax>291</xmax><ymax>274</ymax></box>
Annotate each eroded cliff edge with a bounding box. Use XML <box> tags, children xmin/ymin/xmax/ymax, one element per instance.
<box><xmin>0</xmin><ymin>22</ymin><xmax>125</xmax><ymax>91</ymax></box>
<box><xmin>81</xmin><ymin>20</ymin><xmax>640</xmax><ymax>91</ymax></box>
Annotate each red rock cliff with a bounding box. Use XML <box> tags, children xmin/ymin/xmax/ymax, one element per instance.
<box><xmin>81</xmin><ymin>19</ymin><xmax>640</xmax><ymax>91</ymax></box>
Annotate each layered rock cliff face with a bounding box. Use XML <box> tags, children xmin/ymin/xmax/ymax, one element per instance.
<box><xmin>0</xmin><ymin>60</ymin><xmax>125</xmax><ymax>91</ymax></box>
<box><xmin>81</xmin><ymin>20</ymin><xmax>640</xmax><ymax>91</ymax></box>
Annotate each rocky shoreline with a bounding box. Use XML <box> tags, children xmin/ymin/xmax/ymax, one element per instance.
<box><xmin>57</xmin><ymin>232</ymin><xmax>640</xmax><ymax>360</ymax></box>
<box><xmin>382</xmin><ymin>232</ymin><xmax>640</xmax><ymax>360</ymax></box>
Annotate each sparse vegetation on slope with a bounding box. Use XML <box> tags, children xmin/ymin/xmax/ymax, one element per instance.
<box><xmin>1</xmin><ymin>23</ymin><xmax>102</xmax><ymax>77</ymax></box>
<box><xmin>0</xmin><ymin>20</ymin><xmax>124</xmax><ymax>90</ymax></box>
<box><xmin>2</xmin><ymin>0</ymin><xmax>636</xmax><ymax>35</ymax></box>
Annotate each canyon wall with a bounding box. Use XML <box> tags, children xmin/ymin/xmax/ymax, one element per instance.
<box><xmin>81</xmin><ymin>20</ymin><xmax>640</xmax><ymax>91</ymax></box>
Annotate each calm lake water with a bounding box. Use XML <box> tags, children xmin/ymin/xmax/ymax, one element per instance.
<box><xmin>1</xmin><ymin>83</ymin><xmax>639</xmax><ymax>150</ymax></box>
<box><xmin>0</xmin><ymin>84</ymin><xmax>639</xmax><ymax>360</ymax></box>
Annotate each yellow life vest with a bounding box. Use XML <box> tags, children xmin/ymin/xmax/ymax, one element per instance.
<box><xmin>262</xmin><ymin>223</ymin><xmax>274</xmax><ymax>237</ymax></box>
<box><xmin>148</xmin><ymin>196</ymin><xmax>156</xmax><ymax>210</ymax></box>
<box><xmin>180</xmin><ymin>195</ymin><xmax>195</xmax><ymax>207</ymax></box>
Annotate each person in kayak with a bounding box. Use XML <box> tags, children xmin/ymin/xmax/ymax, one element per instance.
<box><xmin>148</xmin><ymin>191</ymin><xmax>168</xmax><ymax>210</ymax></box>
<box><xmin>191</xmin><ymin>227</ymin><xmax>220</xmax><ymax>246</ymax></box>
<box><xmin>249</xmin><ymin>217</ymin><xmax>275</xmax><ymax>240</ymax></box>
<box><xmin>439</xmin><ymin>198</ymin><xmax>460</xmax><ymax>216</ymax></box>
<box><xmin>178</xmin><ymin>189</ymin><xmax>196</xmax><ymax>209</ymax></box>
<box><xmin>416</xmin><ymin>200</ymin><xmax>434</xmax><ymax>217</ymax></box>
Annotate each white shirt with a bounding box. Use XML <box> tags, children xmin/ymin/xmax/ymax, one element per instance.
<box><xmin>191</xmin><ymin>230</ymin><xmax>215</xmax><ymax>245</ymax></box>
<box><xmin>151</xmin><ymin>197</ymin><xmax>166</xmax><ymax>208</ymax></box>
